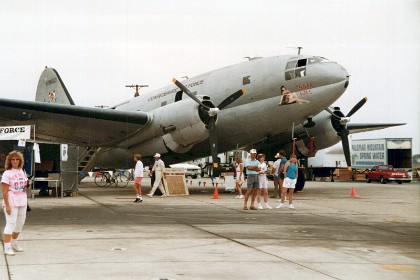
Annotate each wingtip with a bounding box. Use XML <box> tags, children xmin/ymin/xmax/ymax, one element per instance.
<box><xmin>172</xmin><ymin>78</ymin><xmax>177</xmax><ymax>84</ymax></box>
<box><xmin>242</xmin><ymin>88</ymin><xmax>246</xmax><ymax>94</ymax></box>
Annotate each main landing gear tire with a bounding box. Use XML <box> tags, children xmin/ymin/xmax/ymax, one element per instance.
<box><xmin>294</xmin><ymin>169</ymin><xmax>305</xmax><ymax>193</ymax></box>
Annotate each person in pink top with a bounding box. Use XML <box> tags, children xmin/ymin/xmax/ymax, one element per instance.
<box><xmin>1</xmin><ymin>151</ymin><xmax>28</xmax><ymax>256</ymax></box>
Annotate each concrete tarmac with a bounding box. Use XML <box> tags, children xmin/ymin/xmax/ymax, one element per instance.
<box><xmin>1</xmin><ymin>178</ymin><xmax>419</xmax><ymax>280</ymax></box>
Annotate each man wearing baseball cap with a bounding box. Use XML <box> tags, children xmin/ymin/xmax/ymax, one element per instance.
<box><xmin>147</xmin><ymin>153</ymin><xmax>167</xmax><ymax>198</ymax></box>
<box><xmin>243</xmin><ymin>149</ymin><xmax>261</xmax><ymax>210</ymax></box>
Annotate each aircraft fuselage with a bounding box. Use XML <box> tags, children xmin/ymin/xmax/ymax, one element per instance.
<box><xmin>98</xmin><ymin>55</ymin><xmax>349</xmax><ymax>166</ymax></box>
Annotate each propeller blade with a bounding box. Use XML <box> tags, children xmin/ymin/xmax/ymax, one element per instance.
<box><xmin>325</xmin><ymin>107</ymin><xmax>342</xmax><ymax>119</ymax></box>
<box><xmin>346</xmin><ymin>96</ymin><xmax>368</xmax><ymax>117</ymax></box>
<box><xmin>172</xmin><ymin>78</ymin><xmax>210</xmax><ymax>110</ymax></box>
<box><xmin>340</xmin><ymin>127</ymin><xmax>351</xmax><ymax>167</ymax></box>
<box><xmin>218</xmin><ymin>88</ymin><xmax>246</xmax><ymax>110</ymax></box>
<box><xmin>208</xmin><ymin>116</ymin><xmax>220</xmax><ymax>177</ymax></box>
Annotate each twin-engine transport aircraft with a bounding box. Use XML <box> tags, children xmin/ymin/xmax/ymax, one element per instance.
<box><xmin>0</xmin><ymin>55</ymin><xmax>403</xmax><ymax>178</ymax></box>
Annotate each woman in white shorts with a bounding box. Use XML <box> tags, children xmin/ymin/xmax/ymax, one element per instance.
<box><xmin>277</xmin><ymin>154</ymin><xmax>298</xmax><ymax>209</ymax></box>
<box><xmin>256</xmin><ymin>154</ymin><xmax>271</xmax><ymax>209</ymax></box>
<box><xmin>234</xmin><ymin>157</ymin><xmax>244</xmax><ymax>198</ymax></box>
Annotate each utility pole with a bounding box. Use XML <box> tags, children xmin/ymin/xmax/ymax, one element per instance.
<box><xmin>126</xmin><ymin>84</ymin><xmax>149</xmax><ymax>97</ymax></box>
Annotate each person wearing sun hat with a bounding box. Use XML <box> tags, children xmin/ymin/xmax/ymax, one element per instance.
<box><xmin>147</xmin><ymin>153</ymin><xmax>167</xmax><ymax>198</ymax></box>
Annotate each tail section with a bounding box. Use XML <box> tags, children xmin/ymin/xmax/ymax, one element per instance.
<box><xmin>36</xmin><ymin>67</ymin><xmax>75</xmax><ymax>105</ymax></box>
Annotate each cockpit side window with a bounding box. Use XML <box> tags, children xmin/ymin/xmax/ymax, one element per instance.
<box><xmin>286</xmin><ymin>61</ymin><xmax>296</xmax><ymax>69</ymax></box>
<box><xmin>297</xmin><ymin>59</ymin><xmax>307</xmax><ymax>67</ymax></box>
<box><xmin>295</xmin><ymin>68</ymin><xmax>306</xmax><ymax>78</ymax></box>
<box><xmin>285</xmin><ymin>58</ymin><xmax>307</xmax><ymax>80</ymax></box>
<box><xmin>285</xmin><ymin>70</ymin><xmax>295</xmax><ymax>81</ymax></box>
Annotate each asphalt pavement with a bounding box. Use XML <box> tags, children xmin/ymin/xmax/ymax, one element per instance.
<box><xmin>1</xmin><ymin>177</ymin><xmax>419</xmax><ymax>280</ymax></box>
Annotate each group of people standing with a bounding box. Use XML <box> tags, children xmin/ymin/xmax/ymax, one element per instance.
<box><xmin>234</xmin><ymin>149</ymin><xmax>298</xmax><ymax>210</ymax></box>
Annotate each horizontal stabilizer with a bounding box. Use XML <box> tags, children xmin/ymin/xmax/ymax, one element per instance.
<box><xmin>347</xmin><ymin>123</ymin><xmax>406</xmax><ymax>134</ymax></box>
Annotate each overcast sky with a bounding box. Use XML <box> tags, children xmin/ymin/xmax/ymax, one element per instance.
<box><xmin>1</xmin><ymin>0</ymin><xmax>419</xmax><ymax>154</ymax></box>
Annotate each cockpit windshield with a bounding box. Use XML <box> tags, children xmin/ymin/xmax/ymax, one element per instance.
<box><xmin>285</xmin><ymin>56</ymin><xmax>329</xmax><ymax>80</ymax></box>
<box><xmin>308</xmin><ymin>56</ymin><xmax>329</xmax><ymax>64</ymax></box>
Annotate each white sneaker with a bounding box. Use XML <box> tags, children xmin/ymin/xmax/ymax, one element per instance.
<box><xmin>276</xmin><ymin>203</ymin><xmax>283</xmax><ymax>209</ymax></box>
<box><xmin>160</xmin><ymin>194</ymin><xmax>167</xmax><ymax>198</ymax></box>
<box><xmin>235</xmin><ymin>195</ymin><xmax>240</xmax><ymax>199</ymax></box>
<box><xmin>146</xmin><ymin>194</ymin><xmax>153</xmax><ymax>198</ymax></box>
<box><xmin>257</xmin><ymin>203</ymin><xmax>263</xmax><ymax>210</ymax></box>
<box><xmin>289</xmin><ymin>204</ymin><xmax>295</xmax><ymax>209</ymax></box>
<box><xmin>4</xmin><ymin>248</ymin><xmax>15</xmax><ymax>256</ymax></box>
<box><xmin>12</xmin><ymin>245</ymin><xmax>24</xmax><ymax>252</ymax></box>
<box><xmin>265</xmin><ymin>204</ymin><xmax>272</xmax><ymax>209</ymax></box>
<box><xmin>239</xmin><ymin>195</ymin><xmax>244</xmax><ymax>199</ymax></box>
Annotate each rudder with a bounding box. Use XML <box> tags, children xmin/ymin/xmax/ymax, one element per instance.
<box><xmin>36</xmin><ymin>67</ymin><xmax>75</xmax><ymax>105</ymax></box>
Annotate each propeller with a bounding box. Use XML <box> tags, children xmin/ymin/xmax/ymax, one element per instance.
<box><xmin>173</xmin><ymin>78</ymin><xmax>245</xmax><ymax>176</ymax></box>
<box><xmin>325</xmin><ymin>97</ymin><xmax>368</xmax><ymax>167</ymax></box>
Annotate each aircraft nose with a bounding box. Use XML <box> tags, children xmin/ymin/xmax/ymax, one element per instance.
<box><xmin>325</xmin><ymin>62</ymin><xmax>349</xmax><ymax>84</ymax></box>
<box><xmin>309</xmin><ymin>61</ymin><xmax>350</xmax><ymax>89</ymax></box>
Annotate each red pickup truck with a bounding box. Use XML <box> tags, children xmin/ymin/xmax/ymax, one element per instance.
<box><xmin>365</xmin><ymin>165</ymin><xmax>411</xmax><ymax>184</ymax></box>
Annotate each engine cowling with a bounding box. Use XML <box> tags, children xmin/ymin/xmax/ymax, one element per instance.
<box><xmin>156</xmin><ymin>99</ymin><xmax>209</xmax><ymax>153</ymax></box>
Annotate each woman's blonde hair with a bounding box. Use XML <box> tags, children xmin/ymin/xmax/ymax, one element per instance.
<box><xmin>5</xmin><ymin>150</ymin><xmax>24</xmax><ymax>170</ymax></box>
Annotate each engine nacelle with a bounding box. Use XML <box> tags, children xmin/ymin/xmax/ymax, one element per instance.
<box><xmin>281</xmin><ymin>111</ymin><xmax>341</xmax><ymax>158</ymax></box>
<box><xmin>155</xmin><ymin>99</ymin><xmax>209</xmax><ymax>153</ymax></box>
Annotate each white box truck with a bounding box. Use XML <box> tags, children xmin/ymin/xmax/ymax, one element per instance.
<box><xmin>351</xmin><ymin>138</ymin><xmax>412</xmax><ymax>171</ymax></box>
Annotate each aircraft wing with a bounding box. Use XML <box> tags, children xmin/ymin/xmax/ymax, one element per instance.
<box><xmin>0</xmin><ymin>98</ymin><xmax>151</xmax><ymax>146</ymax></box>
<box><xmin>347</xmin><ymin>123</ymin><xmax>406</xmax><ymax>134</ymax></box>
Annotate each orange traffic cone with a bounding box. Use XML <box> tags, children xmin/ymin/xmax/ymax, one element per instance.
<box><xmin>212</xmin><ymin>183</ymin><xmax>220</xmax><ymax>199</ymax></box>
<box><xmin>351</xmin><ymin>187</ymin><xmax>357</xmax><ymax>198</ymax></box>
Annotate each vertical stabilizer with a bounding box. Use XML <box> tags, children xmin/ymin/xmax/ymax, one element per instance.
<box><xmin>36</xmin><ymin>67</ymin><xmax>75</xmax><ymax>105</ymax></box>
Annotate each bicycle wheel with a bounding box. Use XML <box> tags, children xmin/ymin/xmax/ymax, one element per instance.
<box><xmin>94</xmin><ymin>173</ymin><xmax>109</xmax><ymax>187</ymax></box>
<box><xmin>116</xmin><ymin>174</ymin><xmax>129</xmax><ymax>188</ymax></box>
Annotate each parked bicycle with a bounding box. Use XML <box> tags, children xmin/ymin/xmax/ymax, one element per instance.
<box><xmin>94</xmin><ymin>170</ymin><xmax>131</xmax><ymax>188</ymax></box>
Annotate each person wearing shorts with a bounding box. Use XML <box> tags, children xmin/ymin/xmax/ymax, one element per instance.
<box><xmin>234</xmin><ymin>157</ymin><xmax>244</xmax><ymax>199</ymax></box>
<box><xmin>243</xmin><ymin>149</ymin><xmax>260</xmax><ymax>210</ymax></box>
<box><xmin>256</xmin><ymin>154</ymin><xmax>272</xmax><ymax>209</ymax></box>
<box><xmin>277</xmin><ymin>154</ymin><xmax>298</xmax><ymax>209</ymax></box>
<box><xmin>133</xmin><ymin>154</ymin><xmax>144</xmax><ymax>203</ymax></box>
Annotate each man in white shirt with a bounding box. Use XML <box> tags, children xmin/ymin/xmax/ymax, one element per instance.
<box><xmin>147</xmin><ymin>153</ymin><xmax>167</xmax><ymax>197</ymax></box>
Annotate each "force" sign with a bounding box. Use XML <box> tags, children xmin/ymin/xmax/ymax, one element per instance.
<box><xmin>0</xmin><ymin>126</ymin><xmax>31</xmax><ymax>140</ymax></box>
